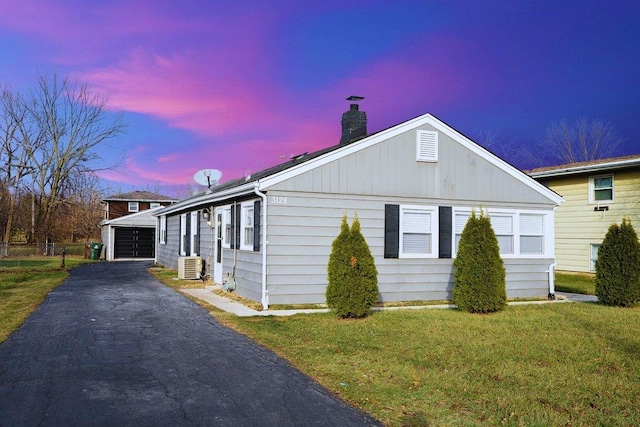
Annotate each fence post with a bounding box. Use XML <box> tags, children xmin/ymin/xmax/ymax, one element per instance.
<box><xmin>61</xmin><ymin>246</ymin><xmax>66</xmax><ymax>270</ymax></box>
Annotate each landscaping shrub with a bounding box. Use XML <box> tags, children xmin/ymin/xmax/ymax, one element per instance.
<box><xmin>595</xmin><ymin>217</ymin><xmax>640</xmax><ymax>306</ymax></box>
<box><xmin>326</xmin><ymin>214</ymin><xmax>379</xmax><ymax>318</ymax></box>
<box><xmin>453</xmin><ymin>209</ymin><xmax>507</xmax><ymax>313</ymax></box>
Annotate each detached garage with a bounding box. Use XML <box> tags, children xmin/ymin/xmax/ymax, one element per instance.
<box><xmin>101</xmin><ymin>208</ymin><xmax>160</xmax><ymax>261</ymax></box>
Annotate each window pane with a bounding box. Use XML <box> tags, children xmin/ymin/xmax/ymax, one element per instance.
<box><xmin>491</xmin><ymin>215</ymin><xmax>513</xmax><ymax>234</ymax></box>
<box><xmin>403</xmin><ymin>211</ymin><xmax>431</xmax><ymax>233</ymax></box>
<box><xmin>520</xmin><ymin>214</ymin><xmax>544</xmax><ymax>234</ymax></box>
<box><xmin>594</xmin><ymin>189</ymin><xmax>612</xmax><ymax>201</ymax></box>
<box><xmin>594</xmin><ymin>176</ymin><xmax>612</xmax><ymax>189</ymax></box>
<box><xmin>403</xmin><ymin>233</ymin><xmax>431</xmax><ymax>253</ymax></box>
<box><xmin>521</xmin><ymin>236</ymin><xmax>543</xmax><ymax>254</ymax></box>
<box><xmin>590</xmin><ymin>244</ymin><xmax>601</xmax><ymax>271</ymax></box>
<box><xmin>455</xmin><ymin>214</ymin><xmax>469</xmax><ymax>233</ymax></box>
<box><xmin>496</xmin><ymin>235</ymin><xmax>513</xmax><ymax>254</ymax></box>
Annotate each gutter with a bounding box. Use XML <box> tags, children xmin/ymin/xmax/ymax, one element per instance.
<box><xmin>529</xmin><ymin>158</ymin><xmax>640</xmax><ymax>179</ymax></box>
<box><xmin>154</xmin><ymin>183</ymin><xmax>255</xmax><ymax>216</ymax></box>
<box><xmin>254</xmin><ymin>184</ymin><xmax>269</xmax><ymax>309</ymax></box>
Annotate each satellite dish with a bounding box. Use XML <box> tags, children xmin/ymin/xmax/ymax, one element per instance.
<box><xmin>193</xmin><ymin>169</ymin><xmax>222</xmax><ymax>188</ymax></box>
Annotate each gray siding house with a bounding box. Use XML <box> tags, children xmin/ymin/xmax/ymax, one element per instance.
<box><xmin>155</xmin><ymin>110</ymin><xmax>563</xmax><ymax>309</ymax></box>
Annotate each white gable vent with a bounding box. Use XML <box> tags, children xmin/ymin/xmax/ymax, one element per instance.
<box><xmin>416</xmin><ymin>130</ymin><xmax>438</xmax><ymax>162</ymax></box>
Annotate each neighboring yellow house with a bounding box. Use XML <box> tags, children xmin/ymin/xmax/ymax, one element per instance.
<box><xmin>529</xmin><ymin>154</ymin><xmax>640</xmax><ymax>273</ymax></box>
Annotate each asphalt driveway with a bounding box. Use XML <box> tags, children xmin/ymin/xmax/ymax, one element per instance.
<box><xmin>0</xmin><ymin>261</ymin><xmax>379</xmax><ymax>426</ymax></box>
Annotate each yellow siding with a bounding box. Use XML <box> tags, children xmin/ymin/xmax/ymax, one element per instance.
<box><xmin>546</xmin><ymin>169</ymin><xmax>640</xmax><ymax>272</ymax></box>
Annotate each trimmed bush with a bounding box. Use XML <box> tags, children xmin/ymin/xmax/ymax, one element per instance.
<box><xmin>453</xmin><ymin>209</ymin><xmax>507</xmax><ymax>313</ymax></box>
<box><xmin>595</xmin><ymin>217</ymin><xmax>640</xmax><ymax>306</ymax></box>
<box><xmin>326</xmin><ymin>214</ymin><xmax>379</xmax><ymax>318</ymax></box>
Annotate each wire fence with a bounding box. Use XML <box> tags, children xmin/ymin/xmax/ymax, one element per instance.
<box><xmin>0</xmin><ymin>243</ymin><xmax>87</xmax><ymax>259</ymax></box>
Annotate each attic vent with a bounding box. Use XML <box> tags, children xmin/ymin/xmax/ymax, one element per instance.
<box><xmin>416</xmin><ymin>130</ymin><xmax>438</xmax><ymax>162</ymax></box>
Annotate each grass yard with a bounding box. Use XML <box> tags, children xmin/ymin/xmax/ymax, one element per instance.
<box><xmin>0</xmin><ymin>256</ymin><xmax>92</xmax><ymax>343</ymax></box>
<box><xmin>555</xmin><ymin>272</ymin><xmax>596</xmax><ymax>295</ymax></box>
<box><xmin>214</xmin><ymin>304</ymin><xmax>640</xmax><ymax>426</ymax></box>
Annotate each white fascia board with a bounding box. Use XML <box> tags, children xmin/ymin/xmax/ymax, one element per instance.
<box><xmin>153</xmin><ymin>183</ymin><xmax>255</xmax><ymax>217</ymax></box>
<box><xmin>257</xmin><ymin>113</ymin><xmax>564</xmax><ymax>206</ymax></box>
<box><xmin>528</xmin><ymin>158</ymin><xmax>640</xmax><ymax>179</ymax></box>
<box><xmin>258</xmin><ymin>113</ymin><xmax>434</xmax><ymax>190</ymax></box>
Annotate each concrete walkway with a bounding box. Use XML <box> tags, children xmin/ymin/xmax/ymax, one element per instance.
<box><xmin>0</xmin><ymin>262</ymin><xmax>379</xmax><ymax>426</ymax></box>
<box><xmin>182</xmin><ymin>287</ymin><xmax>598</xmax><ymax>317</ymax></box>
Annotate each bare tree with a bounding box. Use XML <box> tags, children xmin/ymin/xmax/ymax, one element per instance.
<box><xmin>540</xmin><ymin>119</ymin><xmax>623</xmax><ymax>165</ymax></box>
<box><xmin>472</xmin><ymin>128</ymin><xmax>527</xmax><ymax>169</ymax></box>
<box><xmin>22</xmin><ymin>73</ymin><xmax>126</xmax><ymax>243</ymax></box>
<box><xmin>0</xmin><ymin>86</ymin><xmax>37</xmax><ymax>251</ymax></box>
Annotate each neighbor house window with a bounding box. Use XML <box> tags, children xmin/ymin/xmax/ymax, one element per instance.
<box><xmin>240</xmin><ymin>203</ymin><xmax>254</xmax><ymax>251</ymax></box>
<box><xmin>150</xmin><ymin>202</ymin><xmax>161</xmax><ymax>209</ymax></box>
<box><xmin>399</xmin><ymin>206</ymin><xmax>438</xmax><ymax>258</ymax></box>
<box><xmin>590</xmin><ymin>244</ymin><xmax>601</xmax><ymax>272</ymax></box>
<box><xmin>589</xmin><ymin>174</ymin><xmax>614</xmax><ymax>203</ymax></box>
<box><xmin>159</xmin><ymin>216</ymin><xmax>167</xmax><ymax>244</ymax></box>
<box><xmin>128</xmin><ymin>202</ymin><xmax>139</xmax><ymax>212</ymax></box>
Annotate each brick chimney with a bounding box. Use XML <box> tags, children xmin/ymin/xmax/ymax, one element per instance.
<box><xmin>340</xmin><ymin>96</ymin><xmax>367</xmax><ymax>144</ymax></box>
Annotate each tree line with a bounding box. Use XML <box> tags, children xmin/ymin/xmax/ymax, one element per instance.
<box><xmin>0</xmin><ymin>73</ymin><xmax>125</xmax><ymax>246</ymax></box>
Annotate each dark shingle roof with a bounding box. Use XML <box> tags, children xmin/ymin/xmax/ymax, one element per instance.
<box><xmin>103</xmin><ymin>191</ymin><xmax>178</xmax><ymax>202</ymax></box>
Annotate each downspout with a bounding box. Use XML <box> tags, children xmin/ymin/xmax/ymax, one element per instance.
<box><xmin>254</xmin><ymin>184</ymin><xmax>269</xmax><ymax>310</ymax></box>
<box><xmin>547</xmin><ymin>262</ymin><xmax>556</xmax><ymax>300</ymax></box>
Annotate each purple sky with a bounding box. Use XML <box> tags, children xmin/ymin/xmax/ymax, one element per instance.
<box><xmin>1</xmin><ymin>0</ymin><xmax>638</xmax><ymax>196</ymax></box>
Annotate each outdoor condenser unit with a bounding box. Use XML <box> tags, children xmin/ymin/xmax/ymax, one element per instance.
<box><xmin>178</xmin><ymin>256</ymin><xmax>202</xmax><ymax>280</ymax></box>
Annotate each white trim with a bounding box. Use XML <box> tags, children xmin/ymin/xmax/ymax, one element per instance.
<box><xmin>222</xmin><ymin>206</ymin><xmax>232</xmax><ymax>249</ymax></box>
<box><xmin>528</xmin><ymin>156</ymin><xmax>640</xmax><ymax>178</ymax></box>
<box><xmin>257</xmin><ymin>114</ymin><xmax>563</xmax><ymax>205</ymax></box>
<box><xmin>179</xmin><ymin>213</ymin><xmax>188</xmax><ymax>256</ymax></box>
<box><xmin>159</xmin><ymin>215</ymin><xmax>167</xmax><ymax>244</ymax></box>
<box><xmin>154</xmin><ymin>183</ymin><xmax>255</xmax><ymax>216</ymax></box>
<box><xmin>588</xmin><ymin>173</ymin><xmax>614</xmax><ymax>204</ymax></box>
<box><xmin>240</xmin><ymin>201</ymin><xmax>256</xmax><ymax>251</ymax></box>
<box><xmin>452</xmin><ymin>207</ymin><xmax>554</xmax><ymax>259</ymax></box>
<box><xmin>399</xmin><ymin>205</ymin><xmax>438</xmax><ymax>258</ymax></box>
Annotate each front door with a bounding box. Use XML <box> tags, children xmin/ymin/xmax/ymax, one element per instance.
<box><xmin>213</xmin><ymin>208</ymin><xmax>223</xmax><ymax>284</ymax></box>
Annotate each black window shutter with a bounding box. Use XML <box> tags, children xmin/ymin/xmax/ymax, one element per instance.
<box><xmin>439</xmin><ymin>206</ymin><xmax>452</xmax><ymax>259</ymax></box>
<box><xmin>178</xmin><ymin>215</ymin><xmax>182</xmax><ymax>254</ymax></box>
<box><xmin>235</xmin><ymin>204</ymin><xmax>241</xmax><ymax>249</ymax></box>
<box><xmin>384</xmin><ymin>204</ymin><xmax>399</xmax><ymax>258</ymax></box>
<box><xmin>253</xmin><ymin>200</ymin><xmax>261</xmax><ymax>252</ymax></box>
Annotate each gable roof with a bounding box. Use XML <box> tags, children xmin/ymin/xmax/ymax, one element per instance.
<box><xmin>527</xmin><ymin>153</ymin><xmax>640</xmax><ymax>178</ymax></box>
<box><xmin>157</xmin><ymin>113</ymin><xmax>563</xmax><ymax>216</ymax></box>
<box><xmin>103</xmin><ymin>190</ymin><xmax>178</xmax><ymax>203</ymax></box>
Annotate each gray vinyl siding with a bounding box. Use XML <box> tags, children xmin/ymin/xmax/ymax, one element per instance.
<box><xmin>264</xmin><ymin>191</ymin><xmax>552</xmax><ymax>305</ymax></box>
<box><xmin>269</xmin><ymin>124</ymin><xmax>554</xmax><ymax>206</ymax></box>
<box><xmin>156</xmin><ymin>215</ymin><xmax>180</xmax><ymax>269</ymax></box>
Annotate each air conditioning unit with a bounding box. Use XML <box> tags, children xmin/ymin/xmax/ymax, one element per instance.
<box><xmin>178</xmin><ymin>256</ymin><xmax>202</xmax><ymax>280</ymax></box>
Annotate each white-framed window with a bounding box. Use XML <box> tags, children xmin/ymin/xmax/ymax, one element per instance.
<box><xmin>128</xmin><ymin>201</ymin><xmax>139</xmax><ymax>212</ymax></box>
<box><xmin>159</xmin><ymin>215</ymin><xmax>167</xmax><ymax>244</ymax></box>
<box><xmin>241</xmin><ymin>202</ymin><xmax>254</xmax><ymax>251</ymax></box>
<box><xmin>399</xmin><ymin>205</ymin><xmax>438</xmax><ymax>258</ymax></box>
<box><xmin>589</xmin><ymin>174</ymin><xmax>614</xmax><ymax>204</ymax></box>
<box><xmin>190</xmin><ymin>211</ymin><xmax>199</xmax><ymax>256</ymax></box>
<box><xmin>453</xmin><ymin>209</ymin><xmax>552</xmax><ymax>258</ymax></box>
<box><xmin>590</xmin><ymin>244</ymin><xmax>601</xmax><ymax>272</ymax></box>
<box><xmin>222</xmin><ymin>206</ymin><xmax>232</xmax><ymax>248</ymax></box>
<box><xmin>519</xmin><ymin>214</ymin><xmax>545</xmax><ymax>254</ymax></box>
<box><xmin>416</xmin><ymin>130</ymin><xmax>438</xmax><ymax>162</ymax></box>
<box><xmin>150</xmin><ymin>202</ymin><xmax>161</xmax><ymax>209</ymax></box>
<box><xmin>179</xmin><ymin>213</ymin><xmax>188</xmax><ymax>256</ymax></box>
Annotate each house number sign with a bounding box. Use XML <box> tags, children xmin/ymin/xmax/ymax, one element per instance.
<box><xmin>270</xmin><ymin>196</ymin><xmax>288</xmax><ymax>205</ymax></box>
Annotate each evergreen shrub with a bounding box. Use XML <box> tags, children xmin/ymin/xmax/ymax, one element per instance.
<box><xmin>452</xmin><ymin>209</ymin><xmax>507</xmax><ymax>313</ymax></box>
<box><xmin>326</xmin><ymin>214</ymin><xmax>379</xmax><ymax>318</ymax></box>
<box><xmin>595</xmin><ymin>217</ymin><xmax>640</xmax><ymax>306</ymax></box>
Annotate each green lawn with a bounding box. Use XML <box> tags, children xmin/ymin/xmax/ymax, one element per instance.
<box><xmin>216</xmin><ymin>304</ymin><xmax>640</xmax><ymax>426</ymax></box>
<box><xmin>0</xmin><ymin>256</ymin><xmax>93</xmax><ymax>342</ymax></box>
<box><xmin>555</xmin><ymin>272</ymin><xmax>596</xmax><ymax>295</ymax></box>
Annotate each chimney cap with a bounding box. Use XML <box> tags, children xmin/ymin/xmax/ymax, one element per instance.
<box><xmin>346</xmin><ymin>95</ymin><xmax>364</xmax><ymax>102</ymax></box>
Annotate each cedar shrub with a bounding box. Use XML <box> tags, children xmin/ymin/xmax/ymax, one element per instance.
<box><xmin>595</xmin><ymin>217</ymin><xmax>640</xmax><ymax>306</ymax></box>
<box><xmin>326</xmin><ymin>214</ymin><xmax>379</xmax><ymax>318</ymax></box>
<box><xmin>453</xmin><ymin>209</ymin><xmax>507</xmax><ymax>313</ymax></box>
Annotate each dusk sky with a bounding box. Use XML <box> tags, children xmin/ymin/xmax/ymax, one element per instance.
<box><xmin>1</xmin><ymin>0</ymin><xmax>638</xmax><ymax>196</ymax></box>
